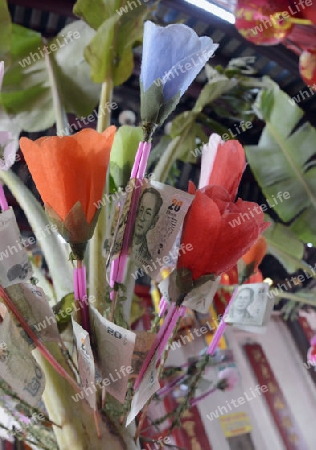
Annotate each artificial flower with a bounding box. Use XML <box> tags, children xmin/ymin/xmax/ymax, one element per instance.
<box><xmin>199</xmin><ymin>133</ymin><xmax>245</xmax><ymax>198</ymax></box>
<box><xmin>242</xmin><ymin>235</ymin><xmax>267</xmax><ymax>269</ymax></box>
<box><xmin>217</xmin><ymin>366</ymin><xmax>239</xmax><ymax>391</ymax></box>
<box><xmin>177</xmin><ymin>185</ymin><xmax>269</xmax><ymax>281</ymax></box>
<box><xmin>241</xmin><ymin>235</ymin><xmax>267</xmax><ymax>282</ymax></box>
<box><xmin>20</xmin><ymin>127</ymin><xmax>116</xmax><ymax>259</ymax></box>
<box><xmin>140</xmin><ymin>21</ymin><xmax>218</xmax><ymax>134</ymax></box>
<box><xmin>0</xmin><ymin>131</ymin><xmax>17</xmax><ymax>171</ymax></box>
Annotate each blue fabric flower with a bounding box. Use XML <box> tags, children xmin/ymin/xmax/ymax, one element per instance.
<box><xmin>141</xmin><ymin>21</ymin><xmax>218</xmax><ymax>102</ymax></box>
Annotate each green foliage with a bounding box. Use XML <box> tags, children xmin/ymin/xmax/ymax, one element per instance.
<box><xmin>53</xmin><ymin>293</ymin><xmax>75</xmax><ymax>326</ymax></box>
<box><xmin>263</xmin><ymin>220</ymin><xmax>312</xmax><ymax>274</ymax></box>
<box><xmin>0</xmin><ymin>0</ymin><xmax>11</xmax><ymax>62</ymax></box>
<box><xmin>0</xmin><ymin>21</ymin><xmax>101</xmax><ymax>132</ymax></box>
<box><xmin>246</xmin><ymin>77</ymin><xmax>316</xmax><ymax>245</ymax></box>
<box><xmin>75</xmin><ymin>0</ymin><xmax>151</xmax><ymax>86</ymax></box>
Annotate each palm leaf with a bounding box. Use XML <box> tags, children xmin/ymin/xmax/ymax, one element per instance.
<box><xmin>263</xmin><ymin>220</ymin><xmax>314</xmax><ymax>275</ymax></box>
<box><xmin>245</xmin><ymin>77</ymin><xmax>316</xmax><ymax>245</ymax></box>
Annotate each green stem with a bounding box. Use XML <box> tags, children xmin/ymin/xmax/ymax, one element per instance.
<box><xmin>43</xmin><ymin>38</ymin><xmax>69</xmax><ymax>136</ymax></box>
<box><xmin>274</xmin><ymin>291</ymin><xmax>316</xmax><ymax>306</ymax></box>
<box><xmin>89</xmin><ymin>79</ymin><xmax>113</xmax><ymax>310</ymax></box>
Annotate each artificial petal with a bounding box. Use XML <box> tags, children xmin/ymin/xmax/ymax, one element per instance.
<box><xmin>141</xmin><ymin>21</ymin><xmax>218</xmax><ymax>101</ymax></box>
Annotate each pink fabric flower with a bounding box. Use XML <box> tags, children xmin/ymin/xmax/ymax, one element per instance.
<box><xmin>217</xmin><ymin>367</ymin><xmax>240</xmax><ymax>391</ymax></box>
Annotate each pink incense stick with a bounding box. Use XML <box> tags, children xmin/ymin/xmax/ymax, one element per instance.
<box><xmin>0</xmin><ymin>182</ymin><xmax>9</xmax><ymax>211</ymax></box>
<box><xmin>134</xmin><ymin>303</ymin><xmax>177</xmax><ymax>390</ymax></box>
<box><xmin>74</xmin><ymin>266</ymin><xmax>90</xmax><ymax>333</ymax></box>
<box><xmin>157</xmin><ymin>305</ymin><xmax>186</xmax><ymax>360</ymax></box>
<box><xmin>159</xmin><ymin>297</ymin><xmax>168</xmax><ymax>317</ymax></box>
<box><xmin>110</xmin><ymin>141</ymin><xmax>152</xmax><ymax>287</ymax></box>
<box><xmin>207</xmin><ymin>288</ymin><xmax>238</xmax><ymax>355</ymax></box>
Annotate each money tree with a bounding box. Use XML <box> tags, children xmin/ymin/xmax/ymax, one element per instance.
<box><xmin>0</xmin><ymin>1</ymin><xmax>270</xmax><ymax>449</ymax></box>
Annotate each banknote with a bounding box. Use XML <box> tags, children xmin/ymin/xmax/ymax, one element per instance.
<box><xmin>126</xmin><ymin>352</ymin><xmax>160</xmax><ymax>427</ymax></box>
<box><xmin>0</xmin><ymin>208</ymin><xmax>32</xmax><ymax>288</ymax></box>
<box><xmin>158</xmin><ymin>271</ymin><xmax>219</xmax><ymax>313</ymax></box>
<box><xmin>107</xmin><ymin>185</ymin><xmax>133</xmax><ymax>261</ymax></box>
<box><xmin>130</xmin><ymin>180</ymin><xmax>193</xmax><ymax>281</ymax></box>
<box><xmin>0</xmin><ymin>303</ymin><xmax>45</xmax><ymax>406</ymax></box>
<box><xmin>131</xmin><ymin>331</ymin><xmax>157</xmax><ymax>377</ymax></box>
<box><xmin>5</xmin><ymin>283</ymin><xmax>60</xmax><ymax>344</ymax></box>
<box><xmin>106</xmin><ymin>178</ymin><xmax>153</xmax><ymax>263</ymax></box>
<box><xmin>72</xmin><ymin>318</ymin><xmax>96</xmax><ymax>410</ymax></box>
<box><xmin>181</xmin><ymin>277</ymin><xmax>220</xmax><ymax>313</ymax></box>
<box><xmin>89</xmin><ymin>306</ymin><xmax>136</xmax><ymax>404</ymax></box>
<box><xmin>224</xmin><ymin>283</ymin><xmax>272</xmax><ymax>328</ymax></box>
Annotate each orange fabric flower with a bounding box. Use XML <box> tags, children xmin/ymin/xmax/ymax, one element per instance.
<box><xmin>20</xmin><ymin>127</ymin><xmax>115</xmax><ymax>224</ymax></box>
<box><xmin>242</xmin><ymin>235</ymin><xmax>267</xmax><ymax>270</ymax></box>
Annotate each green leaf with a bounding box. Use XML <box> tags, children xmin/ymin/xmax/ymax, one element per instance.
<box><xmin>83</xmin><ymin>1</ymin><xmax>148</xmax><ymax>85</ymax></box>
<box><xmin>84</xmin><ymin>15</ymin><xmax>119</xmax><ymax>83</ymax></box>
<box><xmin>53</xmin><ymin>293</ymin><xmax>75</xmax><ymax>325</ymax></box>
<box><xmin>112</xmin><ymin>4</ymin><xmax>148</xmax><ymax>86</ymax></box>
<box><xmin>0</xmin><ymin>0</ymin><xmax>12</xmax><ymax>62</ymax></box>
<box><xmin>263</xmin><ymin>220</ymin><xmax>309</xmax><ymax>274</ymax></box>
<box><xmin>193</xmin><ymin>73</ymin><xmax>238</xmax><ymax>113</ymax></box>
<box><xmin>109</xmin><ymin>125</ymin><xmax>143</xmax><ymax>187</ymax></box>
<box><xmin>245</xmin><ymin>77</ymin><xmax>316</xmax><ymax>245</ymax></box>
<box><xmin>1</xmin><ymin>22</ymin><xmax>101</xmax><ymax>132</ymax></box>
<box><xmin>73</xmin><ymin>0</ymin><xmax>121</xmax><ymax>30</ymax></box>
<box><xmin>169</xmin><ymin>111</ymin><xmax>208</xmax><ymax>163</ymax></box>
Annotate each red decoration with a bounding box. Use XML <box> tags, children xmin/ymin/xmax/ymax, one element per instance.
<box><xmin>235</xmin><ymin>0</ymin><xmax>293</xmax><ymax>45</ymax></box>
<box><xmin>299</xmin><ymin>48</ymin><xmax>316</xmax><ymax>89</ymax></box>
<box><xmin>244</xmin><ymin>343</ymin><xmax>308</xmax><ymax>450</ymax></box>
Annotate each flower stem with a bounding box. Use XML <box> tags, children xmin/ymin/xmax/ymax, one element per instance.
<box><xmin>44</xmin><ymin>38</ymin><xmax>69</xmax><ymax>136</ymax></box>
<box><xmin>89</xmin><ymin>79</ymin><xmax>113</xmax><ymax>310</ymax></box>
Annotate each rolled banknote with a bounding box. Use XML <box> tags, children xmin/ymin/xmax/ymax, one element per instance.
<box><xmin>0</xmin><ymin>208</ymin><xmax>32</xmax><ymax>288</ymax></box>
<box><xmin>130</xmin><ymin>180</ymin><xmax>193</xmax><ymax>281</ymax></box>
<box><xmin>5</xmin><ymin>283</ymin><xmax>60</xmax><ymax>344</ymax></box>
<box><xmin>126</xmin><ymin>352</ymin><xmax>160</xmax><ymax>427</ymax></box>
<box><xmin>72</xmin><ymin>318</ymin><xmax>96</xmax><ymax>410</ymax></box>
<box><xmin>0</xmin><ymin>303</ymin><xmax>45</xmax><ymax>407</ymax></box>
<box><xmin>89</xmin><ymin>306</ymin><xmax>136</xmax><ymax>404</ymax></box>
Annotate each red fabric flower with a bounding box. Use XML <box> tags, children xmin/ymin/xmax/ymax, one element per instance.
<box><xmin>177</xmin><ymin>185</ymin><xmax>269</xmax><ymax>280</ymax></box>
<box><xmin>199</xmin><ymin>134</ymin><xmax>245</xmax><ymax>199</ymax></box>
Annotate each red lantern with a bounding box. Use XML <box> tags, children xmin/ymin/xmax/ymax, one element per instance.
<box><xmin>235</xmin><ymin>0</ymin><xmax>293</xmax><ymax>45</ymax></box>
<box><xmin>299</xmin><ymin>48</ymin><xmax>316</xmax><ymax>89</ymax></box>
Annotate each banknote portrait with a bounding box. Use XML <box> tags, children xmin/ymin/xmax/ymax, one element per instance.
<box><xmin>132</xmin><ymin>187</ymin><xmax>163</xmax><ymax>261</ymax></box>
<box><xmin>227</xmin><ymin>287</ymin><xmax>255</xmax><ymax>323</ymax></box>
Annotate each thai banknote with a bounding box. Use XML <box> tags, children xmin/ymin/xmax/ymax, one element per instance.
<box><xmin>5</xmin><ymin>283</ymin><xmax>60</xmax><ymax>344</ymax></box>
<box><xmin>130</xmin><ymin>180</ymin><xmax>193</xmax><ymax>281</ymax></box>
<box><xmin>89</xmin><ymin>306</ymin><xmax>136</xmax><ymax>404</ymax></box>
<box><xmin>0</xmin><ymin>208</ymin><xmax>32</xmax><ymax>288</ymax></box>
<box><xmin>72</xmin><ymin>319</ymin><xmax>96</xmax><ymax>410</ymax></box>
<box><xmin>126</xmin><ymin>352</ymin><xmax>160</xmax><ymax>427</ymax></box>
<box><xmin>158</xmin><ymin>271</ymin><xmax>219</xmax><ymax>313</ymax></box>
<box><xmin>225</xmin><ymin>283</ymin><xmax>273</xmax><ymax>332</ymax></box>
<box><xmin>0</xmin><ymin>303</ymin><xmax>45</xmax><ymax>406</ymax></box>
